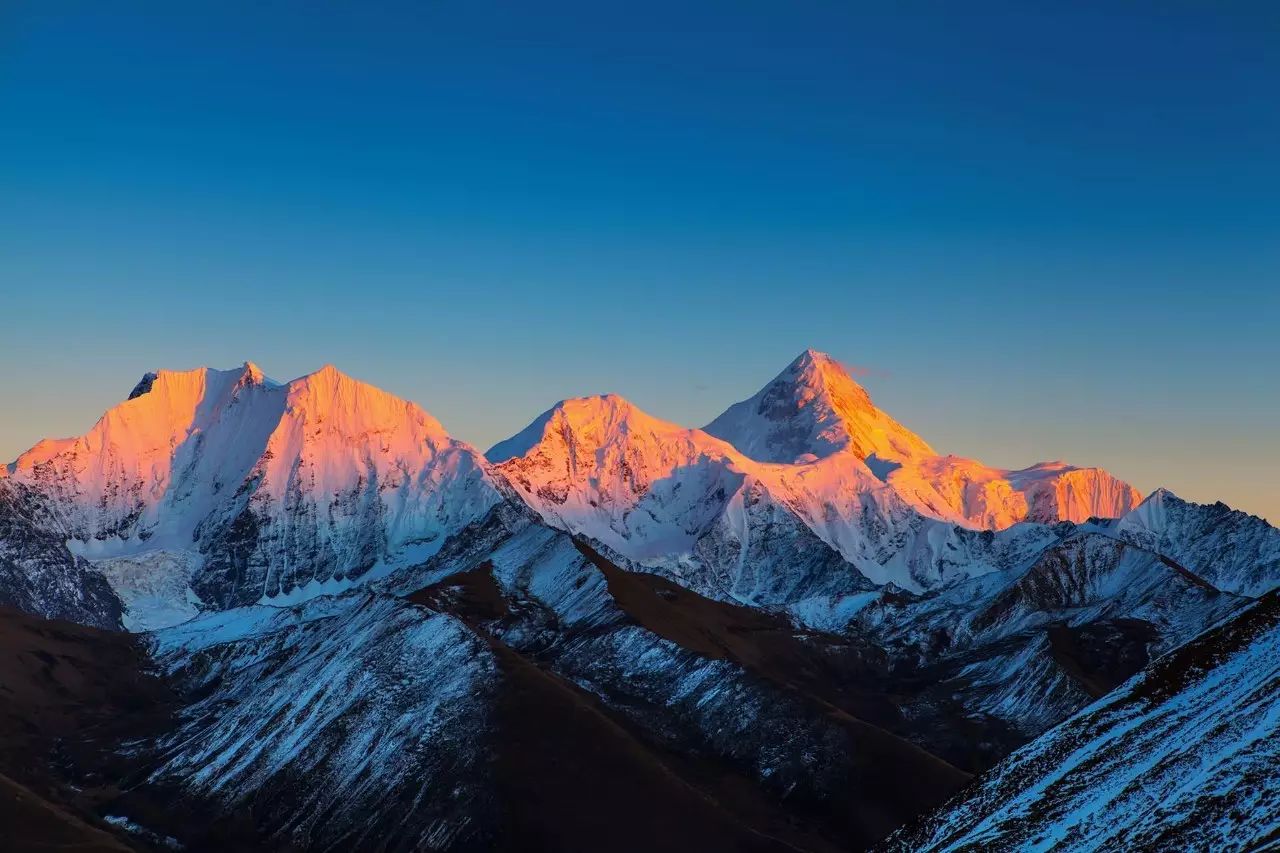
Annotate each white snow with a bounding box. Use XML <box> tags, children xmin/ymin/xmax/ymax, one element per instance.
<box><xmin>890</xmin><ymin>595</ymin><xmax>1280</xmax><ymax>852</ymax></box>
<box><xmin>1114</xmin><ymin>488</ymin><xmax>1280</xmax><ymax>596</ymax></box>
<box><xmin>92</xmin><ymin>549</ymin><xmax>203</xmax><ymax>630</ymax></box>
<box><xmin>148</xmin><ymin>591</ymin><xmax>495</xmax><ymax>849</ymax></box>
<box><xmin>704</xmin><ymin>349</ymin><xmax>1140</xmax><ymax>529</ymax></box>
<box><xmin>8</xmin><ymin>362</ymin><xmax>503</xmax><ymax>616</ymax></box>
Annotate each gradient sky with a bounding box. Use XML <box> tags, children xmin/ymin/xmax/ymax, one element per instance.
<box><xmin>2</xmin><ymin>2</ymin><xmax>1277</xmax><ymax>521</ymax></box>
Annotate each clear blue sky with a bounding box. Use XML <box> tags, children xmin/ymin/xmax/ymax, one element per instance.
<box><xmin>2</xmin><ymin>2</ymin><xmax>1277</xmax><ymax>520</ymax></box>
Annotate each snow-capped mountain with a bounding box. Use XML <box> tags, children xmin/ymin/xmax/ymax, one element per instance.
<box><xmin>704</xmin><ymin>349</ymin><xmax>935</xmax><ymax>464</ymax></box>
<box><xmin>487</xmin><ymin>392</ymin><xmax>923</xmax><ymax>601</ymax></box>
<box><xmin>706</xmin><ymin>350</ymin><xmax>1141</xmax><ymax>528</ymax></box>
<box><xmin>852</xmin><ymin>530</ymin><xmax>1246</xmax><ymax>739</ymax></box>
<box><xmin>1113</xmin><ymin>487</ymin><xmax>1280</xmax><ymax>596</ymax></box>
<box><xmin>2</xmin><ymin>352</ymin><xmax>1144</xmax><ymax>621</ymax></box>
<box><xmin>487</xmin><ymin>394</ymin><xmax>755</xmax><ymax>561</ymax></box>
<box><xmin>10</xmin><ymin>363</ymin><xmax>281</xmax><ymax>548</ymax></box>
<box><xmin>1</xmin><ymin>353</ymin><xmax>1276</xmax><ymax>853</ymax></box>
<box><xmin>7</xmin><ymin>363</ymin><xmax>501</xmax><ymax>613</ymax></box>
<box><xmin>484</xmin><ymin>368</ymin><xmax>1134</xmax><ymax>603</ymax></box>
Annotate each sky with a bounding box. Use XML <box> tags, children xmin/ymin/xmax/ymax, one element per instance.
<box><xmin>1</xmin><ymin>1</ymin><xmax>1277</xmax><ymax>521</ymax></box>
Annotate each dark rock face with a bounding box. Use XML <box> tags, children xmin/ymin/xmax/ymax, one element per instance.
<box><xmin>0</xmin><ymin>481</ymin><xmax>124</xmax><ymax>630</ymax></box>
<box><xmin>1045</xmin><ymin>618</ymin><xmax>1159</xmax><ymax>698</ymax></box>
<box><xmin>191</xmin><ymin>504</ymin><xmax>264</xmax><ymax>609</ymax></box>
<box><xmin>0</xmin><ymin>605</ymin><xmax>177</xmax><ymax>852</ymax></box>
<box><xmin>126</xmin><ymin>372</ymin><xmax>158</xmax><ymax>400</ymax></box>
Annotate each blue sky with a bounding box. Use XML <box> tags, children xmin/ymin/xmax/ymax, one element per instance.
<box><xmin>2</xmin><ymin>2</ymin><xmax>1277</xmax><ymax>520</ymax></box>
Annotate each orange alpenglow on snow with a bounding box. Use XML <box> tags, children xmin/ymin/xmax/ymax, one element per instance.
<box><xmin>5</xmin><ymin>351</ymin><xmax>1142</xmax><ymax>612</ymax></box>
<box><xmin>6</xmin><ymin>362</ymin><xmax>500</xmax><ymax>610</ymax></box>
<box><xmin>703</xmin><ymin>349</ymin><xmax>1141</xmax><ymax>528</ymax></box>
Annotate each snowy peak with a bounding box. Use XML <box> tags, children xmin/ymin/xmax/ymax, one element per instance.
<box><xmin>1115</xmin><ymin>488</ymin><xmax>1280</xmax><ymax>596</ymax></box>
<box><xmin>489</xmin><ymin>394</ymin><xmax>671</xmax><ymax>464</ymax></box>
<box><xmin>12</xmin><ymin>363</ymin><xmax>275</xmax><ymax>481</ymax></box>
<box><xmin>489</xmin><ymin>393</ymin><xmax>718</xmax><ymax>465</ymax></box>
<box><xmin>6</xmin><ymin>362</ymin><xmax>503</xmax><ymax>610</ymax></box>
<box><xmin>486</xmin><ymin>393</ymin><xmax>930</xmax><ymax>598</ymax></box>
<box><xmin>1134</xmin><ymin>486</ymin><xmax>1178</xmax><ymax>513</ymax></box>
<box><xmin>704</xmin><ymin>349</ymin><xmax>934</xmax><ymax>464</ymax></box>
<box><xmin>704</xmin><ymin>350</ymin><xmax>1139</xmax><ymax>529</ymax></box>
<box><xmin>247</xmin><ymin>363</ymin><xmax>484</xmax><ymax>520</ymax></box>
<box><xmin>279</xmin><ymin>363</ymin><xmax>452</xmax><ymax>445</ymax></box>
<box><xmin>11</xmin><ymin>362</ymin><xmax>463</xmax><ymax>498</ymax></box>
<box><xmin>487</xmin><ymin>394</ymin><xmax>748</xmax><ymax>559</ymax></box>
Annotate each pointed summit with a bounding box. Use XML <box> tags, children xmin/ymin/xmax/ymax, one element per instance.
<box><xmin>241</xmin><ymin>360</ymin><xmax>266</xmax><ymax>385</ymax></box>
<box><xmin>1115</xmin><ymin>489</ymin><xmax>1279</xmax><ymax>599</ymax></box>
<box><xmin>486</xmin><ymin>393</ymin><xmax>762</xmax><ymax>561</ymax></box>
<box><xmin>704</xmin><ymin>349</ymin><xmax>933</xmax><ymax>464</ymax></box>
<box><xmin>486</xmin><ymin>393</ymin><xmax>690</xmax><ymax>464</ymax></box>
<box><xmin>704</xmin><ymin>351</ymin><xmax>1139</xmax><ymax>528</ymax></box>
<box><xmin>127</xmin><ymin>371</ymin><xmax>160</xmax><ymax>400</ymax></box>
<box><xmin>1142</xmin><ymin>486</ymin><xmax>1179</xmax><ymax>505</ymax></box>
<box><xmin>283</xmin><ymin>363</ymin><xmax>450</xmax><ymax>440</ymax></box>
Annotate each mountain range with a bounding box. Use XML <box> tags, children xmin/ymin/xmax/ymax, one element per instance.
<box><xmin>1</xmin><ymin>349</ymin><xmax>1275</xmax><ymax>852</ymax></box>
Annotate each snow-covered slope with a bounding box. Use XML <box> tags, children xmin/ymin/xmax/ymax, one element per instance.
<box><xmin>388</xmin><ymin>508</ymin><xmax>972</xmax><ymax>850</ymax></box>
<box><xmin>7</xmin><ymin>363</ymin><xmax>503</xmax><ymax>613</ymax></box>
<box><xmin>862</xmin><ymin>533</ymin><xmax>1233</xmax><ymax>652</ymax></box>
<box><xmin>93</xmin><ymin>550</ymin><xmax>202</xmax><ymax>631</ymax></box>
<box><xmin>145</xmin><ymin>592</ymin><xmax>496</xmax><ymax>851</ymax></box>
<box><xmin>845</xmin><ymin>530</ymin><xmax>1246</xmax><ymax>740</ymax></box>
<box><xmin>706</xmin><ymin>350</ymin><xmax>1140</xmax><ymax>528</ymax></box>
<box><xmin>90</xmin><ymin>506</ymin><xmax>970</xmax><ymax>852</ymax></box>
<box><xmin>1114</xmin><ymin>488</ymin><xmax>1280</xmax><ymax>596</ymax></box>
<box><xmin>884</xmin><ymin>589</ymin><xmax>1280</xmax><ymax>852</ymax></box>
